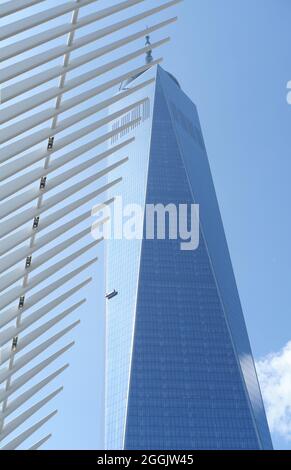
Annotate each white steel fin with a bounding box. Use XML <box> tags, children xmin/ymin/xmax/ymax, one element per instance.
<box><xmin>0</xmin><ymin>0</ymin><xmax>145</xmax><ymax>60</ymax></box>
<box><xmin>0</xmin><ymin>1</ymin><xmax>46</xmax><ymax>18</ymax></box>
<box><xmin>1</xmin><ymin>411</ymin><xmax>58</xmax><ymax>450</ymax></box>
<box><xmin>0</xmin><ymin>57</ymin><xmax>160</xmax><ymax>125</ymax></box>
<box><xmin>0</xmin><ymin>0</ymin><xmax>180</xmax><ymax>449</ymax></box>
<box><xmin>0</xmin><ymin>245</ymin><xmax>98</xmax><ymax>311</ymax></box>
<box><xmin>0</xmin><ymin>0</ymin><xmax>98</xmax><ymax>40</ymax></box>
<box><xmin>0</xmin><ymin>300</ymin><xmax>85</xmax><ymax>352</ymax></box>
<box><xmin>0</xmin><ymin>11</ymin><xmax>177</xmax><ymax>84</ymax></box>
<box><xmin>0</xmin><ymin>195</ymin><xmax>115</xmax><ymax>255</ymax></box>
<box><xmin>0</xmin><ymin>259</ymin><xmax>97</xmax><ymax>342</ymax></box>
<box><xmin>3</xmin><ymin>367</ymin><xmax>69</xmax><ymax>418</ymax></box>
<box><xmin>0</xmin><ymin>356</ymin><xmax>71</xmax><ymax>402</ymax></box>
<box><xmin>1</xmin><ymin>388</ymin><xmax>63</xmax><ymax>441</ymax></box>
<box><xmin>0</xmin><ymin>322</ymin><xmax>80</xmax><ymax>383</ymax></box>
<box><xmin>0</xmin><ymin>139</ymin><xmax>133</xmax><ymax>207</ymax></box>
<box><xmin>28</xmin><ymin>434</ymin><xmax>52</xmax><ymax>451</ymax></box>
<box><xmin>0</xmin><ymin>82</ymin><xmax>152</xmax><ymax>162</ymax></box>
<box><xmin>0</xmin><ymin>279</ymin><xmax>91</xmax><ymax>335</ymax></box>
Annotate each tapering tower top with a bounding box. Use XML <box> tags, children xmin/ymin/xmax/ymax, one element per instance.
<box><xmin>145</xmin><ymin>34</ymin><xmax>153</xmax><ymax>64</ymax></box>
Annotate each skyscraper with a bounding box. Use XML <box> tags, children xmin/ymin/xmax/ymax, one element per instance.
<box><xmin>105</xmin><ymin>64</ymin><xmax>272</xmax><ymax>450</ymax></box>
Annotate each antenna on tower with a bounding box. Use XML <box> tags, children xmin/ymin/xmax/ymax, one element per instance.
<box><xmin>145</xmin><ymin>32</ymin><xmax>153</xmax><ymax>64</ymax></box>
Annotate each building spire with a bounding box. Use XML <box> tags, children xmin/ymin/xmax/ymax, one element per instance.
<box><xmin>145</xmin><ymin>34</ymin><xmax>153</xmax><ymax>64</ymax></box>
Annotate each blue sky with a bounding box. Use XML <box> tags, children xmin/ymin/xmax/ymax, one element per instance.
<box><xmin>1</xmin><ymin>0</ymin><xmax>291</xmax><ymax>450</ymax></box>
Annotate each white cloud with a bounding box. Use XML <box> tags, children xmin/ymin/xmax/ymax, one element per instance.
<box><xmin>256</xmin><ymin>341</ymin><xmax>291</xmax><ymax>442</ymax></box>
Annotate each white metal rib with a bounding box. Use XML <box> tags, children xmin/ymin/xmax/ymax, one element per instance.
<box><xmin>0</xmin><ymin>176</ymin><xmax>121</xmax><ymax>239</ymax></box>
<box><xmin>0</xmin><ymin>153</ymin><xmax>129</xmax><ymax>219</ymax></box>
<box><xmin>0</xmin><ymin>0</ymin><xmax>145</xmax><ymax>60</ymax></box>
<box><xmin>0</xmin><ymin>15</ymin><xmax>177</xmax><ymax>85</ymax></box>
<box><xmin>16</xmin><ymin>305</ymin><xmax>84</xmax><ymax>354</ymax></box>
<box><xmin>0</xmin><ymin>0</ymin><xmax>45</xmax><ymax>18</ymax></box>
<box><xmin>0</xmin><ymin>321</ymin><xmax>80</xmax><ymax>383</ymax></box>
<box><xmin>0</xmin><ymin>55</ymin><xmax>161</xmax><ymax>123</ymax></box>
<box><xmin>0</xmin><ymin>88</ymin><xmax>150</xmax><ymax>163</ymax></box>
<box><xmin>1</xmin><ymin>58</ymin><xmax>162</xmax><ymax>141</ymax></box>
<box><xmin>0</xmin><ymin>279</ymin><xmax>91</xmax><ymax>334</ymax></box>
<box><xmin>1</xmin><ymin>0</ymin><xmax>89</xmax><ymax>443</ymax></box>
<box><xmin>0</xmin><ymin>266</ymin><xmax>96</xmax><ymax>349</ymax></box>
<box><xmin>0</xmin><ymin>0</ymin><xmax>181</xmax><ymax>450</ymax></box>
<box><xmin>28</xmin><ymin>434</ymin><xmax>52</xmax><ymax>451</ymax></box>
<box><xmin>0</xmin><ymin>229</ymin><xmax>102</xmax><ymax>292</ymax></box>
<box><xmin>0</xmin><ymin>193</ymin><xmax>115</xmax><ymax>255</ymax></box>
<box><xmin>0</xmin><ymin>137</ymin><xmax>132</xmax><ymax>206</ymax></box>
<box><xmin>0</xmin><ymin>242</ymin><xmax>98</xmax><ymax>311</ymax></box>
<box><xmin>1</xmin><ymin>411</ymin><xmax>58</xmax><ymax>450</ymax></box>
<box><xmin>0</xmin><ymin>0</ymin><xmax>98</xmax><ymax>40</ymax></box>
<box><xmin>0</xmin><ymin>309</ymin><xmax>79</xmax><ymax>364</ymax></box>
<box><xmin>0</xmin><ymin>358</ymin><xmax>70</xmax><ymax>404</ymax></box>
<box><xmin>3</xmin><ymin>367</ymin><xmax>69</xmax><ymax>418</ymax></box>
<box><xmin>1</xmin><ymin>388</ymin><xmax>63</xmax><ymax>441</ymax></box>
<box><xmin>0</xmin><ymin>211</ymin><xmax>106</xmax><ymax>273</ymax></box>
<box><xmin>0</xmin><ymin>118</ymin><xmax>138</xmax><ymax>181</ymax></box>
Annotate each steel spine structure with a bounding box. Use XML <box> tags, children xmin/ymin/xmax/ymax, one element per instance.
<box><xmin>0</xmin><ymin>0</ymin><xmax>181</xmax><ymax>449</ymax></box>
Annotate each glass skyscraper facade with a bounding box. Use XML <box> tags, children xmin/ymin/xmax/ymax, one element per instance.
<box><xmin>105</xmin><ymin>65</ymin><xmax>272</xmax><ymax>450</ymax></box>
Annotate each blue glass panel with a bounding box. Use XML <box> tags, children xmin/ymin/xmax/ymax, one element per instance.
<box><xmin>106</xmin><ymin>66</ymin><xmax>272</xmax><ymax>450</ymax></box>
<box><xmin>124</xmin><ymin>69</ymin><xmax>272</xmax><ymax>450</ymax></box>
